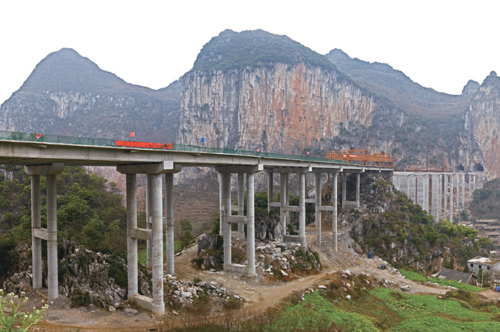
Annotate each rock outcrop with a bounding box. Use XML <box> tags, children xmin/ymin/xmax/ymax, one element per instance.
<box><xmin>460</xmin><ymin>71</ymin><xmax>500</xmax><ymax>180</ymax></box>
<box><xmin>3</xmin><ymin>239</ymin><xmax>151</xmax><ymax>307</ymax></box>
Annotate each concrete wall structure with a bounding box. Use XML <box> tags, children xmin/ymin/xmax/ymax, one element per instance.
<box><xmin>393</xmin><ymin>171</ymin><xmax>483</xmax><ymax>223</ymax></box>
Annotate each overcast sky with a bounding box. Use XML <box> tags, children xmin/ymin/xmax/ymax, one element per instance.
<box><xmin>1</xmin><ymin>0</ymin><xmax>499</xmax><ymax>106</ymax></box>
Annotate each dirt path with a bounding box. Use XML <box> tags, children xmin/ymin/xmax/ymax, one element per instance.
<box><xmin>30</xmin><ymin>229</ymin><xmax>447</xmax><ymax>331</ymax></box>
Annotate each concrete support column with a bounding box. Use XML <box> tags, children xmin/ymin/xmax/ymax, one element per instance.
<box><xmin>443</xmin><ymin>174</ymin><xmax>448</xmax><ymax>219</ymax></box>
<box><xmin>165</xmin><ymin>173</ymin><xmax>175</xmax><ymax>275</ymax></box>
<box><xmin>299</xmin><ymin>173</ymin><xmax>307</xmax><ymax>249</ymax></box>
<box><xmin>315</xmin><ymin>173</ymin><xmax>322</xmax><ymax>245</ymax></box>
<box><xmin>285</xmin><ymin>173</ymin><xmax>289</xmax><ymax>226</ymax></box>
<box><xmin>267</xmin><ymin>173</ymin><xmax>273</xmax><ymax>214</ymax></box>
<box><xmin>332</xmin><ymin>173</ymin><xmax>338</xmax><ymax>251</ymax></box>
<box><xmin>46</xmin><ymin>174</ymin><xmax>58</xmax><ymax>300</ymax></box>
<box><xmin>219</xmin><ymin>174</ymin><xmax>223</xmax><ymax>235</ymax></box>
<box><xmin>146</xmin><ymin>174</ymin><xmax>153</xmax><ymax>268</ymax></box>
<box><xmin>409</xmin><ymin>174</ymin><xmax>416</xmax><ymax>202</ymax></box>
<box><xmin>126</xmin><ymin>174</ymin><xmax>138</xmax><ymax>298</ymax></box>
<box><xmin>438</xmin><ymin>174</ymin><xmax>442</xmax><ymax>219</ymax></box>
<box><xmin>356</xmin><ymin>173</ymin><xmax>360</xmax><ymax>208</ymax></box>
<box><xmin>423</xmin><ymin>175</ymin><xmax>429</xmax><ymax>212</ymax></box>
<box><xmin>222</xmin><ymin>173</ymin><xmax>232</xmax><ymax>268</ymax></box>
<box><xmin>246</xmin><ymin>173</ymin><xmax>256</xmax><ymax>276</ymax></box>
<box><xmin>31</xmin><ymin>175</ymin><xmax>42</xmax><ymax>289</ymax></box>
<box><xmin>342</xmin><ymin>173</ymin><xmax>347</xmax><ymax>208</ymax></box>
<box><xmin>449</xmin><ymin>174</ymin><xmax>454</xmax><ymax>222</ymax></box>
<box><xmin>432</xmin><ymin>174</ymin><xmax>439</xmax><ymax>221</ymax></box>
<box><xmin>237</xmin><ymin>173</ymin><xmax>245</xmax><ymax>239</ymax></box>
<box><xmin>151</xmin><ymin>174</ymin><xmax>164</xmax><ymax>314</ymax></box>
<box><xmin>393</xmin><ymin>175</ymin><xmax>400</xmax><ymax>191</ymax></box>
<box><xmin>461</xmin><ymin>174</ymin><xmax>465</xmax><ymax>209</ymax></box>
<box><xmin>416</xmin><ymin>174</ymin><xmax>424</xmax><ymax>208</ymax></box>
<box><xmin>406</xmin><ymin>175</ymin><xmax>410</xmax><ymax>197</ymax></box>
<box><xmin>455</xmin><ymin>174</ymin><xmax>459</xmax><ymax>212</ymax></box>
<box><xmin>280</xmin><ymin>173</ymin><xmax>287</xmax><ymax>236</ymax></box>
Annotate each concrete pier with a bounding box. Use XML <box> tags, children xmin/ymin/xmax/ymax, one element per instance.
<box><xmin>443</xmin><ymin>174</ymin><xmax>450</xmax><ymax>219</ymax></box>
<box><xmin>356</xmin><ymin>173</ymin><xmax>361</xmax><ymax>207</ymax></box>
<box><xmin>299</xmin><ymin>173</ymin><xmax>306</xmax><ymax>249</ymax></box>
<box><xmin>246</xmin><ymin>173</ymin><xmax>256</xmax><ymax>276</ymax></box>
<box><xmin>461</xmin><ymin>174</ymin><xmax>465</xmax><ymax>209</ymax></box>
<box><xmin>315</xmin><ymin>173</ymin><xmax>322</xmax><ymax>245</ymax></box>
<box><xmin>332</xmin><ymin>173</ymin><xmax>338</xmax><ymax>251</ymax></box>
<box><xmin>126</xmin><ymin>174</ymin><xmax>138</xmax><ymax>298</ymax></box>
<box><xmin>238</xmin><ymin>173</ymin><xmax>245</xmax><ymax>239</ymax></box>
<box><xmin>449</xmin><ymin>174</ymin><xmax>454</xmax><ymax>222</ymax></box>
<box><xmin>438</xmin><ymin>174</ymin><xmax>442</xmax><ymax>219</ymax></box>
<box><xmin>409</xmin><ymin>174</ymin><xmax>416</xmax><ymax>202</ymax></box>
<box><xmin>423</xmin><ymin>174</ymin><xmax>429</xmax><ymax>212</ymax></box>
<box><xmin>222</xmin><ymin>173</ymin><xmax>231</xmax><ymax>270</ymax></box>
<box><xmin>31</xmin><ymin>175</ymin><xmax>42</xmax><ymax>289</ymax></box>
<box><xmin>146</xmin><ymin>174</ymin><xmax>153</xmax><ymax>268</ymax></box>
<box><xmin>267</xmin><ymin>173</ymin><xmax>273</xmax><ymax>214</ymax></box>
<box><xmin>416</xmin><ymin>174</ymin><xmax>424</xmax><ymax>208</ymax></box>
<box><xmin>342</xmin><ymin>174</ymin><xmax>347</xmax><ymax>208</ymax></box>
<box><xmin>280</xmin><ymin>173</ymin><xmax>287</xmax><ymax>236</ymax></box>
<box><xmin>165</xmin><ymin>173</ymin><xmax>175</xmax><ymax>275</ymax></box>
<box><xmin>26</xmin><ymin>164</ymin><xmax>64</xmax><ymax>300</ymax></box>
<box><xmin>151</xmin><ymin>174</ymin><xmax>164</xmax><ymax>315</ymax></box>
<box><xmin>432</xmin><ymin>174</ymin><xmax>439</xmax><ymax>221</ymax></box>
<box><xmin>47</xmin><ymin>174</ymin><xmax>58</xmax><ymax>300</ymax></box>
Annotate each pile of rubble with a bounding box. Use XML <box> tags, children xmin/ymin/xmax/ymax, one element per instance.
<box><xmin>194</xmin><ymin>234</ymin><xmax>321</xmax><ymax>282</ymax></box>
<box><xmin>164</xmin><ymin>274</ymin><xmax>242</xmax><ymax>309</ymax></box>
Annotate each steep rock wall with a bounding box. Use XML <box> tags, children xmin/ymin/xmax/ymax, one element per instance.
<box><xmin>460</xmin><ymin>72</ymin><xmax>500</xmax><ymax>179</ymax></box>
<box><xmin>178</xmin><ymin>63</ymin><xmax>383</xmax><ymax>156</ymax></box>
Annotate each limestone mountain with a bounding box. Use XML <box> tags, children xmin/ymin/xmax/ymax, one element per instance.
<box><xmin>326</xmin><ymin>49</ymin><xmax>472</xmax><ymax>118</ymax></box>
<box><xmin>0</xmin><ymin>48</ymin><xmax>181</xmax><ymax>142</ymax></box>
<box><xmin>460</xmin><ymin>71</ymin><xmax>500</xmax><ymax>180</ymax></box>
<box><xmin>177</xmin><ymin>29</ymin><xmax>476</xmax><ymax>174</ymax></box>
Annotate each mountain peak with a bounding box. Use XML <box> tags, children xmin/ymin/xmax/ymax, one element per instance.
<box><xmin>191</xmin><ymin>29</ymin><xmax>336</xmax><ymax>72</ymax></box>
<box><xmin>19</xmin><ymin>48</ymin><xmax>126</xmax><ymax>93</ymax></box>
<box><xmin>461</xmin><ymin>80</ymin><xmax>480</xmax><ymax>96</ymax></box>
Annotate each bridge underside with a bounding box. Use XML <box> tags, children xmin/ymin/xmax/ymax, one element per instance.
<box><xmin>1</xmin><ymin>139</ymin><xmax>393</xmax><ymax>315</ymax></box>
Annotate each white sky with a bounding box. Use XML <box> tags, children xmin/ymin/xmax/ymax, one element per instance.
<box><xmin>0</xmin><ymin>0</ymin><xmax>499</xmax><ymax>106</ymax></box>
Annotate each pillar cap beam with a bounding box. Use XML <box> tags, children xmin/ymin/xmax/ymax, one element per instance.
<box><xmin>265</xmin><ymin>166</ymin><xmax>312</xmax><ymax>174</ymax></box>
<box><xmin>25</xmin><ymin>163</ymin><xmax>64</xmax><ymax>175</ymax></box>
<box><xmin>215</xmin><ymin>164</ymin><xmax>263</xmax><ymax>174</ymax></box>
<box><xmin>117</xmin><ymin>161</ymin><xmax>181</xmax><ymax>174</ymax></box>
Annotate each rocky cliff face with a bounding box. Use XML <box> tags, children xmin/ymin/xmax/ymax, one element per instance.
<box><xmin>0</xmin><ymin>48</ymin><xmax>181</xmax><ymax>142</ymax></box>
<box><xmin>179</xmin><ymin>63</ymin><xmax>384</xmax><ymax>155</ymax></box>
<box><xmin>460</xmin><ymin>72</ymin><xmax>500</xmax><ymax>180</ymax></box>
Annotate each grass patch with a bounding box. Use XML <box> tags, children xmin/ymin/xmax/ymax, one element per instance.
<box><xmin>280</xmin><ymin>291</ymin><xmax>378</xmax><ymax>331</ymax></box>
<box><xmin>429</xmin><ymin>277</ymin><xmax>486</xmax><ymax>292</ymax></box>
<box><xmin>399</xmin><ymin>269</ymin><xmax>427</xmax><ymax>282</ymax></box>
<box><xmin>138</xmin><ymin>241</ymin><xmax>180</xmax><ymax>266</ymax></box>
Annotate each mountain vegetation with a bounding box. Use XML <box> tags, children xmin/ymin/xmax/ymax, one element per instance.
<box><xmin>468</xmin><ymin>178</ymin><xmax>500</xmax><ymax>220</ymax></box>
<box><xmin>191</xmin><ymin>29</ymin><xmax>337</xmax><ymax>72</ymax></box>
<box><xmin>0</xmin><ymin>166</ymin><xmax>131</xmax><ymax>283</ymax></box>
<box><xmin>346</xmin><ymin>175</ymin><xmax>489</xmax><ymax>272</ymax></box>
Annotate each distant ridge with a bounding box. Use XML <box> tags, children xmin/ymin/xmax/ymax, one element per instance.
<box><xmin>326</xmin><ymin>49</ymin><xmax>472</xmax><ymax>118</ymax></box>
<box><xmin>0</xmin><ymin>48</ymin><xmax>181</xmax><ymax>142</ymax></box>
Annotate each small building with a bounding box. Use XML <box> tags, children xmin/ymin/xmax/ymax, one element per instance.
<box><xmin>467</xmin><ymin>256</ymin><xmax>500</xmax><ymax>274</ymax></box>
<box><xmin>432</xmin><ymin>268</ymin><xmax>477</xmax><ymax>286</ymax></box>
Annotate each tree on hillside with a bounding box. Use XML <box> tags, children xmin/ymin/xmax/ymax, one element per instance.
<box><xmin>179</xmin><ymin>219</ymin><xmax>194</xmax><ymax>249</ymax></box>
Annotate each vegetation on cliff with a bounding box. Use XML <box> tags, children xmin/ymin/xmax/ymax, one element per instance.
<box><xmin>345</xmin><ymin>174</ymin><xmax>489</xmax><ymax>273</ymax></box>
<box><xmin>468</xmin><ymin>177</ymin><xmax>500</xmax><ymax>220</ymax></box>
<box><xmin>191</xmin><ymin>29</ymin><xmax>337</xmax><ymax>72</ymax></box>
<box><xmin>0</xmin><ymin>166</ymin><xmax>129</xmax><ymax>283</ymax></box>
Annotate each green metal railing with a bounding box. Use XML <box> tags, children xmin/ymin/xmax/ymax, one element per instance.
<box><xmin>0</xmin><ymin>130</ymin><xmax>347</xmax><ymax>164</ymax></box>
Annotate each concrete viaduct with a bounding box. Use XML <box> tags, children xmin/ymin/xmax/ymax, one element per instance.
<box><xmin>0</xmin><ymin>136</ymin><xmax>392</xmax><ymax>314</ymax></box>
<box><xmin>392</xmin><ymin>171</ymin><xmax>483</xmax><ymax>223</ymax></box>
